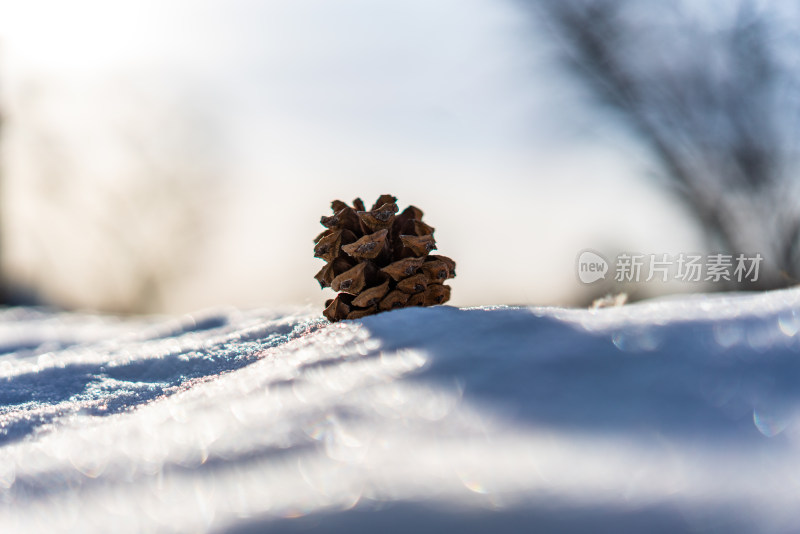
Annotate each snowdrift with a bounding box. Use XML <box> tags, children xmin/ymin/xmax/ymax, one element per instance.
<box><xmin>3</xmin><ymin>289</ymin><xmax>800</xmax><ymax>532</ymax></box>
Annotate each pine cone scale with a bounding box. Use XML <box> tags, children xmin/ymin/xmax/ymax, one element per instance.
<box><xmin>357</xmin><ymin>203</ymin><xmax>399</xmax><ymax>232</ymax></box>
<box><xmin>331</xmin><ymin>262</ymin><xmax>374</xmax><ymax>294</ymax></box>
<box><xmin>352</xmin><ymin>279</ymin><xmax>390</xmax><ymax>307</ymax></box>
<box><xmin>341</xmin><ymin>229</ymin><xmax>389</xmax><ymax>260</ymax></box>
<box><xmin>400</xmin><ymin>234</ymin><xmax>436</xmax><ymax>256</ymax></box>
<box><xmin>397</xmin><ymin>273</ymin><xmax>428</xmax><ymax>294</ymax></box>
<box><xmin>381</xmin><ymin>257</ymin><xmax>426</xmax><ymax>281</ymax></box>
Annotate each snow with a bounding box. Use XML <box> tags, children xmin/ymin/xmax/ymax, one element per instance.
<box><xmin>3</xmin><ymin>290</ymin><xmax>800</xmax><ymax>532</ymax></box>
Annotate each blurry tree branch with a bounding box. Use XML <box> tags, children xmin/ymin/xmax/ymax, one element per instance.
<box><xmin>527</xmin><ymin>0</ymin><xmax>800</xmax><ymax>288</ymax></box>
<box><xmin>0</xmin><ymin>45</ymin><xmax>15</xmax><ymax>304</ymax></box>
<box><xmin>8</xmin><ymin>82</ymin><xmax>221</xmax><ymax>313</ymax></box>
<box><xmin>0</xmin><ymin>56</ymin><xmax>4</xmax><ymax>303</ymax></box>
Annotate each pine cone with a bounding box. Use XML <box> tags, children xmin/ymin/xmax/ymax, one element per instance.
<box><xmin>314</xmin><ymin>195</ymin><xmax>456</xmax><ymax>322</ymax></box>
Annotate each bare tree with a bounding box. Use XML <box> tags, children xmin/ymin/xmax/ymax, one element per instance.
<box><xmin>526</xmin><ymin>0</ymin><xmax>800</xmax><ymax>289</ymax></box>
<box><xmin>0</xmin><ymin>57</ymin><xmax>4</xmax><ymax>302</ymax></box>
<box><xmin>6</xmin><ymin>81</ymin><xmax>221</xmax><ymax>313</ymax></box>
<box><xmin>0</xmin><ymin>46</ymin><xmax>20</xmax><ymax>304</ymax></box>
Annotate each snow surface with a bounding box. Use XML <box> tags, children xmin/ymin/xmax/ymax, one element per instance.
<box><xmin>4</xmin><ymin>290</ymin><xmax>800</xmax><ymax>532</ymax></box>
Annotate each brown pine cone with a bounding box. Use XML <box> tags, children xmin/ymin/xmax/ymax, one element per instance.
<box><xmin>314</xmin><ymin>195</ymin><xmax>456</xmax><ymax>322</ymax></box>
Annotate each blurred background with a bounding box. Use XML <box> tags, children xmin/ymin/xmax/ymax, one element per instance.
<box><xmin>0</xmin><ymin>0</ymin><xmax>797</xmax><ymax>314</ymax></box>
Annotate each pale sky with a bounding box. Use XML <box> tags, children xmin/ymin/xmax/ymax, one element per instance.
<box><xmin>0</xmin><ymin>0</ymin><xmax>703</xmax><ymax>313</ymax></box>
